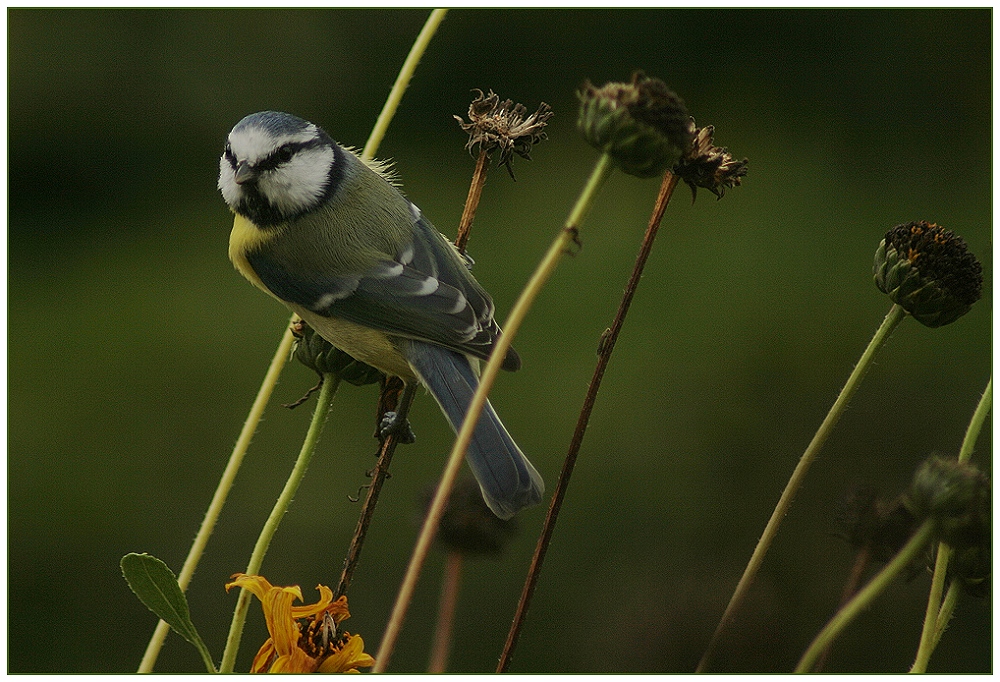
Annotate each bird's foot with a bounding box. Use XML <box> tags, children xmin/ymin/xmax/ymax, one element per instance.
<box><xmin>379</xmin><ymin>411</ymin><xmax>416</xmax><ymax>444</ymax></box>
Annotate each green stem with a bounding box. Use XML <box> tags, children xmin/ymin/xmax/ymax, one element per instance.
<box><xmin>910</xmin><ymin>541</ymin><xmax>952</xmax><ymax>673</ymax></box>
<box><xmin>698</xmin><ymin>303</ymin><xmax>909</xmax><ymax>672</ymax></box>
<box><xmin>932</xmin><ymin>580</ymin><xmax>961</xmax><ymax>648</ymax></box>
<box><xmin>362</xmin><ymin>8</ymin><xmax>448</xmax><ymax>162</ymax></box>
<box><xmin>910</xmin><ymin>375</ymin><xmax>991</xmax><ymax>673</ymax></box>
<box><xmin>372</xmin><ymin>152</ymin><xmax>616</xmax><ymax>673</ymax></box>
<box><xmin>958</xmin><ymin>376</ymin><xmax>992</xmax><ymax>465</ymax></box>
<box><xmin>218</xmin><ymin>374</ymin><xmax>341</xmax><ymax>673</ymax></box>
<box><xmin>795</xmin><ymin>520</ymin><xmax>937</xmax><ymax>673</ymax></box>
<box><xmin>137</xmin><ymin>328</ymin><xmax>295</xmax><ymax>672</ymax></box>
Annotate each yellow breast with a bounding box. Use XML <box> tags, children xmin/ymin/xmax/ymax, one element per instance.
<box><xmin>228</xmin><ymin>213</ymin><xmax>272</xmax><ymax>293</ymax></box>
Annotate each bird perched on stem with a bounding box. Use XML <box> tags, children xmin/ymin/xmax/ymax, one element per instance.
<box><xmin>219</xmin><ymin>111</ymin><xmax>543</xmax><ymax>519</ymax></box>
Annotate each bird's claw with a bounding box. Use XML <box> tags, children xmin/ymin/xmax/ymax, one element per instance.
<box><xmin>379</xmin><ymin>411</ymin><xmax>416</xmax><ymax>444</ymax></box>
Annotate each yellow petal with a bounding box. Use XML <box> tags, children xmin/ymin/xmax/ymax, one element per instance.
<box><xmin>261</xmin><ymin>585</ymin><xmax>304</xmax><ymax>656</ymax></box>
<box><xmin>290</xmin><ymin>584</ymin><xmax>337</xmax><ymax>619</ymax></box>
<box><xmin>316</xmin><ymin>634</ymin><xmax>375</xmax><ymax>673</ymax></box>
<box><xmin>250</xmin><ymin>639</ymin><xmax>277</xmax><ymax>673</ymax></box>
<box><xmin>269</xmin><ymin>647</ymin><xmax>319</xmax><ymax>673</ymax></box>
<box><xmin>226</xmin><ymin>573</ymin><xmax>275</xmax><ymax>601</ymax></box>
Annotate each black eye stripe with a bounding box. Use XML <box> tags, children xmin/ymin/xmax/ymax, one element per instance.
<box><xmin>255</xmin><ymin>139</ymin><xmax>321</xmax><ymax>171</ymax></box>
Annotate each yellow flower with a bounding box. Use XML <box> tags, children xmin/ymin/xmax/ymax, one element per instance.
<box><xmin>226</xmin><ymin>574</ymin><xmax>375</xmax><ymax>673</ymax></box>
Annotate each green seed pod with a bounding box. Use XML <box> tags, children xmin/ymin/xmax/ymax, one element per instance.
<box><xmin>904</xmin><ymin>456</ymin><xmax>990</xmax><ymax>549</ymax></box>
<box><xmin>577</xmin><ymin>72</ymin><xmax>694</xmax><ymax>178</ymax></box>
<box><xmin>873</xmin><ymin>221</ymin><xmax>983</xmax><ymax>327</ymax></box>
<box><xmin>291</xmin><ymin>320</ymin><xmax>384</xmax><ymax>387</ymax></box>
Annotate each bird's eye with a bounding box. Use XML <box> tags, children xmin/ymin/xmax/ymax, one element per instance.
<box><xmin>276</xmin><ymin>146</ymin><xmax>294</xmax><ymax>164</ymax></box>
<box><xmin>224</xmin><ymin>144</ymin><xmax>236</xmax><ymax>165</ymax></box>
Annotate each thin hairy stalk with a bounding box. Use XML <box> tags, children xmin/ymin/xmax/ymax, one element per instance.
<box><xmin>932</xmin><ymin>580</ymin><xmax>961</xmax><ymax>648</ymax></box>
<box><xmin>362</xmin><ymin>9</ymin><xmax>448</xmax><ymax>161</ymax></box>
<box><xmin>957</xmin><ymin>376</ymin><xmax>992</xmax><ymax>465</ymax></box>
<box><xmin>795</xmin><ymin>520</ymin><xmax>937</xmax><ymax>672</ymax></box>
<box><xmin>137</xmin><ymin>330</ymin><xmax>295</xmax><ymax>672</ymax></box>
<box><xmin>910</xmin><ymin>541</ymin><xmax>953</xmax><ymax>673</ymax></box>
<box><xmin>373</xmin><ymin>152</ymin><xmax>616</xmax><ymax>672</ymax></box>
<box><xmin>910</xmin><ymin>376</ymin><xmax>991</xmax><ymax>673</ymax></box>
<box><xmin>498</xmin><ymin>170</ymin><xmax>679</xmax><ymax>671</ymax></box>
<box><xmin>335</xmin><ymin>382</ymin><xmax>418</xmax><ymax>598</ymax></box>
<box><xmin>136</xmin><ymin>11</ymin><xmax>445</xmax><ymax>672</ymax></box>
<box><xmin>698</xmin><ymin>303</ymin><xmax>909</xmax><ymax>672</ymax></box>
<box><xmin>219</xmin><ymin>374</ymin><xmax>341</xmax><ymax>673</ymax></box>
<box><xmin>454</xmin><ymin>149</ymin><xmax>490</xmax><ymax>254</ymax></box>
<box><xmin>428</xmin><ymin>551</ymin><xmax>463</xmax><ymax>673</ymax></box>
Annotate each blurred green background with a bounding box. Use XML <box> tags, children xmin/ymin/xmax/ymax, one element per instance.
<box><xmin>8</xmin><ymin>8</ymin><xmax>991</xmax><ymax>673</ymax></box>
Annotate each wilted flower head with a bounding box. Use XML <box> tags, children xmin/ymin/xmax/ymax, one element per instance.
<box><xmin>873</xmin><ymin>221</ymin><xmax>983</xmax><ymax>327</ymax></box>
<box><xmin>455</xmin><ymin>89</ymin><xmax>552</xmax><ymax>179</ymax></box>
<box><xmin>226</xmin><ymin>574</ymin><xmax>374</xmax><ymax>673</ymax></box>
<box><xmin>674</xmin><ymin>125</ymin><xmax>749</xmax><ymax>201</ymax></box>
<box><xmin>577</xmin><ymin>72</ymin><xmax>695</xmax><ymax>178</ymax></box>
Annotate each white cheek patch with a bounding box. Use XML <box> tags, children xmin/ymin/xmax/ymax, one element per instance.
<box><xmin>259</xmin><ymin>145</ymin><xmax>336</xmax><ymax>215</ymax></box>
<box><xmin>218</xmin><ymin>154</ymin><xmax>242</xmax><ymax>208</ymax></box>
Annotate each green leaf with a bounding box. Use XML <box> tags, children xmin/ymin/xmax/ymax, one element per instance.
<box><xmin>121</xmin><ymin>553</ymin><xmax>217</xmax><ymax>672</ymax></box>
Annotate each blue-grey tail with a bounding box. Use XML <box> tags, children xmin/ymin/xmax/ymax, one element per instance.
<box><xmin>403</xmin><ymin>340</ymin><xmax>544</xmax><ymax>519</ymax></box>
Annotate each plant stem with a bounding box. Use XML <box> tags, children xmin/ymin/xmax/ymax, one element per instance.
<box><xmin>910</xmin><ymin>375</ymin><xmax>991</xmax><ymax>673</ymax></box>
<box><xmin>372</xmin><ymin>152</ymin><xmax>616</xmax><ymax>673</ymax></box>
<box><xmin>910</xmin><ymin>541</ymin><xmax>952</xmax><ymax>673</ymax></box>
<box><xmin>219</xmin><ymin>374</ymin><xmax>341</xmax><ymax>673</ymax></box>
<box><xmin>698</xmin><ymin>303</ymin><xmax>909</xmax><ymax>672</ymax></box>
<box><xmin>498</xmin><ymin>170</ymin><xmax>679</xmax><ymax>672</ymax></box>
<box><xmin>428</xmin><ymin>550</ymin><xmax>463</xmax><ymax>673</ymax></box>
<box><xmin>137</xmin><ymin>328</ymin><xmax>295</xmax><ymax>672</ymax></box>
<box><xmin>335</xmin><ymin>382</ymin><xmax>417</xmax><ymax>598</ymax></box>
<box><xmin>362</xmin><ymin>8</ymin><xmax>448</xmax><ymax>162</ymax></box>
<box><xmin>454</xmin><ymin>149</ymin><xmax>490</xmax><ymax>254</ymax></box>
<box><xmin>795</xmin><ymin>520</ymin><xmax>937</xmax><ymax>672</ymax></box>
<box><xmin>932</xmin><ymin>580</ymin><xmax>961</xmax><ymax>648</ymax></box>
<box><xmin>958</xmin><ymin>376</ymin><xmax>992</xmax><ymax>465</ymax></box>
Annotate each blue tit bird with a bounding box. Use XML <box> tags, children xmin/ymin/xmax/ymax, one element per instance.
<box><xmin>218</xmin><ymin>111</ymin><xmax>544</xmax><ymax>519</ymax></box>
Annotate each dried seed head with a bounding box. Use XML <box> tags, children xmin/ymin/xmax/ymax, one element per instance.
<box><xmin>455</xmin><ymin>89</ymin><xmax>552</xmax><ymax>179</ymax></box>
<box><xmin>577</xmin><ymin>72</ymin><xmax>695</xmax><ymax>178</ymax></box>
<box><xmin>674</xmin><ymin>125</ymin><xmax>749</xmax><ymax>201</ymax></box>
<box><xmin>873</xmin><ymin>221</ymin><xmax>983</xmax><ymax>327</ymax></box>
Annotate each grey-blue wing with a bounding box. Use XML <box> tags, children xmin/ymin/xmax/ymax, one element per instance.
<box><xmin>246</xmin><ymin>205</ymin><xmax>519</xmax><ymax>369</ymax></box>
